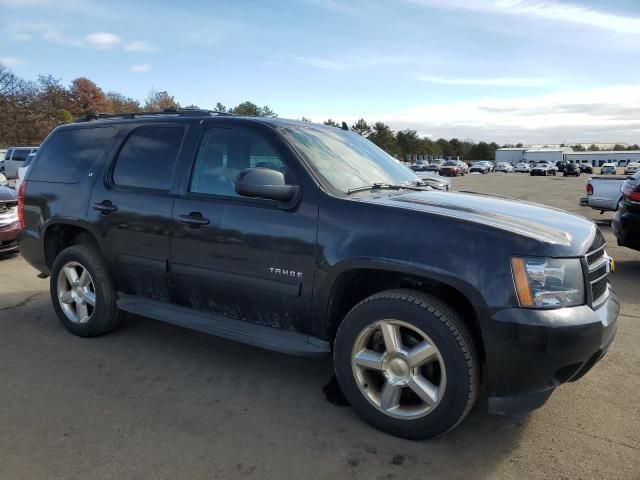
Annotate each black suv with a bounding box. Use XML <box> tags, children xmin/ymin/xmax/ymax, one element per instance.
<box><xmin>18</xmin><ymin>110</ymin><xmax>619</xmax><ymax>439</ymax></box>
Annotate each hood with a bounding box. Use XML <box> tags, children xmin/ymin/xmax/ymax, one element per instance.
<box><xmin>358</xmin><ymin>190</ymin><xmax>597</xmax><ymax>252</ymax></box>
<box><xmin>0</xmin><ymin>186</ymin><xmax>17</xmax><ymax>202</ymax></box>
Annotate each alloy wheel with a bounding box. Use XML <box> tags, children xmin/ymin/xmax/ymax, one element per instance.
<box><xmin>351</xmin><ymin>319</ymin><xmax>447</xmax><ymax>419</ymax></box>
<box><xmin>56</xmin><ymin>261</ymin><xmax>96</xmax><ymax>324</ymax></box>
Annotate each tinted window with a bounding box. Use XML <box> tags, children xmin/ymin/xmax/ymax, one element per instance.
<box><xmin>30</xmin><ymin>128</ymin><xmax>113</xmax><ymax>183</ymax></box>
<box><xmin>113</xmin><ymin>126</ymin><xmax>184</xmax><ymax>191</ymax></box>
<box><xmin>190</xmin><ymin>127</ymin><xmax>287</xmax><ymax>197</ymax></box>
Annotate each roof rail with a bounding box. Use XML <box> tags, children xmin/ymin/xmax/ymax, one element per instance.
<box><xmin>74</xmin><ymin>108</ymin><xmax>234</xmax><ymax>123</ymax></box>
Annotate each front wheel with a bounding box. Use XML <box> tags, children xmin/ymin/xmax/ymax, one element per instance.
<box><xmin>333</xmin><ymin>290</ymin><xmax>479</xmax><ymax>440</ymax></box>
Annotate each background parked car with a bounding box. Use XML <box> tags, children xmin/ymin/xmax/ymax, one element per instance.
<box><xmin>425</xmin><ymin>163</ymin><xmax>441</xmax><ymax>172</ymax></box>
<box><xmin>563</xmin><ymin>163</ymin><xmax>580</xmax><ymax>177</ymax></box>
<box><xmin>613</xmin><ymin>170</ymin><xmax>640</xmax><ymax>251</ymax></box>
<box><xmin>556</xmin><ymin>161</ymin><xmax>566</xmax><ymax>174</ymax></box>
<box><xmin>15</xmin><ymin>152</ymin><xmax>36</xmax><ymax>192</ymax></box>
<box><xmin>624</xmin><ymin>162</ymin><xmax>640</xmax><ymax>175</ymax></box>
<box><xmin>439</xmin><ymin>159</ymin><xmax>466</xmax><ymax>176</ymax></box>
<box><xmin>412</xmin><ymin>171</ymin><xmax>452</xmax><ymax>191</ymax></box>
<box><xmin>601</xmin><ymin>163</ymin><xmax>617</xmax><ymax>175</ymax></box>
<box><xmin>495</xmin><ymin>162</ymin><xmax>513</xmax><ymax>173</ymax></box>
<box><xmin>469</xmin><ymin>162</ymin><xmax>490</xmax><ymax>174</ymax></box>
<box><xmin>3</xmin><ymin>146</ymin><xmax>39</xmax><ymax>179</ymax></box>
<box><xmin>530</xmin><ymin>161</ymin><xmax>557</xmax><ymax>176</ymax></box>
<box><xmin>580</xmin><ymin>163</ymin><xmax>593</xmax><ymax>174</ymax></box>
<box><xmin>0</xmin><ymin>149</ymin><xmax>7</xmax><ymax>172</ymax></box>
<box><xmin>0</xmin><ymin>185</ymin><xmax>19</xmax><ymax>253</ymax></box>
<box><xmin>514</xmin><ymin>162</ymin><xmax>530</xmax><ymax>173</ymax></box>
<box><xmin>580</xmin><ymin>176</ymin><xmax>624</xmax><ymax>213</ymax></box>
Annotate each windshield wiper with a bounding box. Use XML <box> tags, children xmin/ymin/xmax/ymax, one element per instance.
<box><xmin>346</xmin><ymin>183</ymin><xmax>425</xmax><ymax>194</ymax></box>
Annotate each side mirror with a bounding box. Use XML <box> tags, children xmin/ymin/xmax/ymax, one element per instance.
<box><xmin>235</xmin><ymin>168</ymin><xmax>298</xmax><ymax>202</ymax></box>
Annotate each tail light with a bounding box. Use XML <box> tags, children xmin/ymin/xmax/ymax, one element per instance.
<box><xmin>586</xmin><ymin>183</ymin><xmax>593</xmax><ymax>195</ymax></box>
<box><xmin>622</xmin><ymin>182</ymin><xmax>640</xmax><ymax>202</ymax></box>
<box><xmin>17</xmin><ymin>180</ymin><xmax>26</xmax><ymax>228</ymax></box>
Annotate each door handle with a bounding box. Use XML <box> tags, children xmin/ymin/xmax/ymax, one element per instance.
<box><xmin>178</xmin><ymin>212</ymin><xmax>210</xmax><ymax>227</ymax></box>
<box><xmin>93</xmin><ymin>200</ymin><xmax>118</xmax><ymax>214</ymax></box>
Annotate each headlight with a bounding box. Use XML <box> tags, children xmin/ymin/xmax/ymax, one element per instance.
<box><xmin>511</xmin><ymin>257</ymin><xmax>585</xmax><ymax>308</ymax></box>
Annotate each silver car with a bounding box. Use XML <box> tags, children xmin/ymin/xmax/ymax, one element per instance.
<box><xmin>3</xmin><ymin>146</ymin><xmax>39</xmax><ymax>179</ymax></box>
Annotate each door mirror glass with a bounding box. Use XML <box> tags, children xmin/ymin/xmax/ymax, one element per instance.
<box><xmin>235</xmin><ymin>168</ymin><xmax>298</xmax><ymax>202</ymax></box>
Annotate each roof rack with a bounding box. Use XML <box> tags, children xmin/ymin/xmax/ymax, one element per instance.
<box><xmin>75</xmin><ymin>108</ymin><xmax>234</xmax><ymax>123</ymax></box>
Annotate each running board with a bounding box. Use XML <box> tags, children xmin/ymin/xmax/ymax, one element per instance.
<box><xmin>116</xmin><ymin>294</ymin><xmax>330</xmax><ymax>357</ymax></box>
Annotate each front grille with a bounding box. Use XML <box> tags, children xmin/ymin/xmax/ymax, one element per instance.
<box><xmin>585</xmin><ymin>240</ymin><xmax>609</xmax><ymax>307</ymax></box>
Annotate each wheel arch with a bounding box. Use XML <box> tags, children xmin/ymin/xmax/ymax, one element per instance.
<box><xmin>323</xmin><ymin>261</ymin><xmax>486</xmax><ymax>365</ymax></box>
<box><xmin>43</xmin><ymin>219</ymin><xmax>103</xmax><ymax>269</ymax></box>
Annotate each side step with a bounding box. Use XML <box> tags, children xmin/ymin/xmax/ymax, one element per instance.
<box><xmin>116</xmin><ymin>294</ymin><xmax>330</xmax><ymax>357</ymax></box>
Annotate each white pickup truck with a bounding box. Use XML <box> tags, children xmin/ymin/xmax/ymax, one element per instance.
<box><xmin>580</xmin><ymin>176</ymin><xmax>624</xmax><ymax>213</ymax></box>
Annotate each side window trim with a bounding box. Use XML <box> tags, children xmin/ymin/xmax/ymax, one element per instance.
<box><xmin>108</xmin><ymin>124</ymin><xmax>186</xmax><ymax>194</ymax></box>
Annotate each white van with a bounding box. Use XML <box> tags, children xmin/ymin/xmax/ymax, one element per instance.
<box><xmin>4</xmin><ymin>146</ymin><xmax>39</xmax><ymax>179</ymax></box>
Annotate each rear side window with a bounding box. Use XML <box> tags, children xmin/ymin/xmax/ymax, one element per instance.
<box><xmin>30</xmin><ymin>127</ymin><xmax>114</xmax><ymax>183</ymax></box>
<box><xmin>11</xmin><ymin>148</ymin><xmax>32</xmax><ymax>162</ymax></box>
<box><xmin>112</xmin><ymin>126</ymin><xmax>184</xmax><ymax>191</ymax></box>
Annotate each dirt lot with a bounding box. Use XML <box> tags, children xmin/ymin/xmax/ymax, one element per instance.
<box><xmin>1</xmin><ymin>173</ymin><xmax>638</xmax><ymax>480</ymax></box>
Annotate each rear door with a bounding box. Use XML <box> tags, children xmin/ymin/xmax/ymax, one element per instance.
<box><xmin>169</xmin><ymin>123</ymin><xmax>318</xmax><ymax>333</ymax></box>
<box><xmin>88</xmin><ymin>123</ymin><xmax>192</xmax><ymax>301</ymax></box>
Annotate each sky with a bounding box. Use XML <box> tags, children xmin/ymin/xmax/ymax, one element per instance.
<box><xmin>1</xmin><ymin>0</ymin><xmax>640</xmax><ymax>144</ymax></box>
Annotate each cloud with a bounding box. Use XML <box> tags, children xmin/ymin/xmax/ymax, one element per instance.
<box><xmin>305</xmin><ymin>84</ymin><xmax>640</xmax><ymax>144</ymax></box>
<box><xmin>130</xmin><ymin>63</ymin><xmax>151</xmax><ymax>73</ymax></box>
<box><xmin>406</xmin><ymin>0</ymin><xmax>640</xmax><ymax>35</ymax></box>
<box><xmin>0</xmin><ymin>56</ymin><xmax>26</xmax><ymax>67</ymax></box>
<box><xmin>125</xmin><ymin>40</ymin><xmax>156</xmax><ymax>52</ymax></box>
<box><xmin>414</xmin><ymin>75</ymin><xmax>553</xmax><ymax>88</ymax></box>
<box><xmin>85</xmin><ymin>32</ymin><xmax>121</xmax><ymax>48</ymax></box>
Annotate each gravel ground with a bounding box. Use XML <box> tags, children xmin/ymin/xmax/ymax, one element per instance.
<box><xmin>0</xmin><ymin>172</ymin><xmax>638</xmax><ymax>480</ymax></box>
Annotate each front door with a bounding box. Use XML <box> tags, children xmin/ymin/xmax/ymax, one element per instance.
<box><xmin>170</xmin><ymin>124</ymin><xmax>318</xmax><ymax>333</ymax></box>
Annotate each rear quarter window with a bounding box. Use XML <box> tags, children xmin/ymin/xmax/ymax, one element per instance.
<box><xmin>29</xmin><ymin>127</ymin><xmax>115</xmax><ymax>183</ymax></box>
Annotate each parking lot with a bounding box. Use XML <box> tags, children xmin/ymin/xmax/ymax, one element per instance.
<box><xmin>1</xmin><ymin>173</ymin><xmax>638</xmax><ymax>480</ymax></box>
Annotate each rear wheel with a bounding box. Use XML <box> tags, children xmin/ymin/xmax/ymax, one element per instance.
<box><xmin>50</xmin><ymin>244</ymin><xmax>123</xmax><ymax>337</ymax></box>
<box><xmin>333</xmin><ymin>289</ymin><xmax>479</xmax><ymax>440</ymax></box>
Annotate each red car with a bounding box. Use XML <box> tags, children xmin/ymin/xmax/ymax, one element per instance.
<box><xmin>0</xmin><ymin>185</ymin><xmax>19</xmax><ymax>253</ymax></box>
<box><xmin>439</xmin><ymin>160</ymin><xmax>467</xmax><ymax>177</ymax></box>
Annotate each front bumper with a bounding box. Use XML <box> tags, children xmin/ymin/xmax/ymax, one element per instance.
<box><xmin>481</xmin><ymin>290</ymin><xmax>619</xmax><ymax>414</ymax></box>
<box><xmin>0</xmin><ymin>221</ymin><xmax>20</xmax><ymax>253</ymax></box>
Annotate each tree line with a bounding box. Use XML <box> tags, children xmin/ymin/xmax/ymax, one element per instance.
<box><xmin>1</xmin><ymin>62</ymin><xmax>638</xmax><ymax>158</ymax></box>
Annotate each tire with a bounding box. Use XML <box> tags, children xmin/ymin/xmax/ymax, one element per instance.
<box><xmin>333</xmin><ymin>289</ymin><xmax>479</xmax><ymax>440</ymax></box>
<box><xmin>50</xmin><ymin>244</ymin><xmax>123</xmax><ymax>337</ymax></box>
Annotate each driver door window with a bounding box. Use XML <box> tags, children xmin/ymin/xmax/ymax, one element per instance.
<box><xmin>190</xmin><ymin>128</ymin><xmax>287</xmax><ymax>197</ymax></box>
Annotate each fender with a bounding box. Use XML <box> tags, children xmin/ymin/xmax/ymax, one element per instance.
<box><xmin>312</xmin><ymin>256</ymin><xmax>488</xmax><ymax>338</ymax></box>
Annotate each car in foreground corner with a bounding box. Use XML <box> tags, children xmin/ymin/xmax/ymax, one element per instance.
<box><xmin>0</xmin><ymin>185</ymin><xmax>19</xmax><ymax>253</ymax></box>
<box><xmin>613</xmin><ymin>170</ymin><xmax>640</xmax><ymax>251</ymax></box>
<box><xmin>18</xmin><ymin>111</ymin><xmax>619</xmax><ymax>440</ymax></box>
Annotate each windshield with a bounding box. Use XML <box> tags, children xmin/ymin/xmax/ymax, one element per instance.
<box><xmin>444</xmin><ymin>160</ymin><xmax>457</xmax><ymax>166</ymax></box>
<box><xmin>278</xmin><ymin>125</ymin><xmax>418</xmax><ymax>194</ymax></box>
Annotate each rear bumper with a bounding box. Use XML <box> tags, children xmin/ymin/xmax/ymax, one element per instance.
<box><xmin>481</xmin><ymin>291</ymin><xmax>619</xmax><ymax>414</ymax></box>
<box><xmin>0</xmin><ymin>221</ymin><xmax>20</xmax><ymax>253</ymax></box>
<box><xmin>17</xmin><ymin>228</ymin><xmax>49</xmax><ymax>272</ymax></box>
